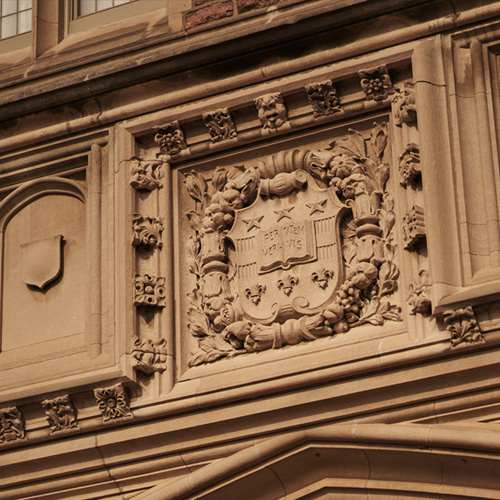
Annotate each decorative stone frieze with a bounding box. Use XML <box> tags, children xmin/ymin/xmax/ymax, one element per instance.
<box><xmin>402</xmin><ymin>205</ymin><xmax>426</xmax><ymax>250</ymax></box>
<box><xmin>94</xmin><ymin>384</ymin><xmax>131</xmax><ymax>421</ymax></box>
<box><xmin>134</xmin><ymin>274</ymin><xmax>166</xmax><ymax>307</ymax></box>
<box><xmin>399</xmin><ymin>143</ymin><xmax>421</xmax><ymax>187</ymax></box>
<box><xmin>0</xmin><ymin>407</ymin><xmax>25</xmax><ymax>443</ymax></box>
<box><xmin>41</xmin><ymin>395</ymin><xmax>78</xmax><ymax>433</ymax></box>
<box><xmin>393</xmin><ymin>81</ymin><xmax>417</xmax><ymax>126</ymax></box>
<box><xmin>443</xmin><ymin>307</ymin><xmax>483</xmax><ymax>347</ymax></box>
<box><xmin>184</xmin><ymin>122</ymin><xmax>401</xmax><ymax>366</ymax></box>
<box><xmin>131</xmin><ymin>337</ymin><xmax>168</xmax><ymax>374</ymax></box>
<box><xmin>407</xmin><ymin>269</ymin><xmax>432</xmax><ymax>315</ymax></box>
<box><xmin>132</xmin><ymin>215</ymin><xmax>164</xmax><ymax>249</ymax></box>
<box><xmin>154</xmin><ymin>121</ymin><xmax>187</xmax><ymax>156</ymax></box>
<box><xmin>305</xmin><ymin>80</ymin><xmax>341</xmax><ymax>116</ymax></box>
<box><xmin>202</xmin><ymin>108</ymin><xmax>237</xmax><ymax>142</ymax></box>
<box><xmin>254</xmin><ymin>93</ymin><xmax>288</xmax><ymax>129</ymax></box>
<box><xmin>130</xmin><ymin>158</ymin><xmax>163</xmax><ymax>191</ymax></box>
<box><xmin>358</xmin><ymin>65</ymin><xmax>395</xmax><ymax>101</ymax></box>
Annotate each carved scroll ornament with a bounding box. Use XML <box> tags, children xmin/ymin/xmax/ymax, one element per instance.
<box><xmin>408</xmin><ymin>269</ymin><xmax>432</xmax><ymax>315</ymax></box>
<box><xmin>184</xmin><ymin>122</ymin><xmax>401</xmax><ymax>366</ymax></box>
<box><xmin>399</xmin><ymin>143</ymin><xmax>421</xmax><ymax>187</ymax></box>
<box><xmin>132</xmin><ymin>215</ymin><xmax>164</xmax><ymax>249</ymax></box>
<box><xmin>134</xmin><ymin>274</ymin><xmax>166</xmax><ymax>307</ymax></box>
<box><xmin>443</xmin><ymin>307</ymin><xmax>483</xmax><ymax>347</ymax></box>
<box><xmin>0</xmin><ymin>407</ymin><xmax>24</xmax><ymax>443</ymax></box>
<box><xmin>402</xmin><ymin>206</ymin><xmax>426</xmax><ymax>250</ymax></box>
<box><xmin>393</xmin><ymin>82</ymin><xmax>417</xmax><ymax>126</ymax></box>
<box><xmin>41</xmin><ymin>395</ymin><xmax>78</xmax><ymax>433</ymax></box>
<box><xmin>305</xmin><ymin>80</ymin><xmax>341</xmax><ymax>116</ymax></box>
<box><xmin>130</xmin><ymin>158</ymin><xmax>163</xmax><ymax>191</ymax></box>
<box><xmin>203</xmin><ymin>108</ymin><xmax>237</xmax><ymax>142</ymax></box>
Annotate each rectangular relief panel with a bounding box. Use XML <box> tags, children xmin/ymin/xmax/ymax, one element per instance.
<box><xmin>175</xmin><ymin>117</ymin><xmax>407</xmax><ymax>378</ymax></box>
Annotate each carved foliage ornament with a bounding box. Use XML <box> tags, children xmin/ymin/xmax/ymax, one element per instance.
<box><xmin>154</xmin><ymin>121</ymin><xmax>187</xmax><ymax>156</ymax></box>
<box><xmin>402</xmin><ymin>205</ymin><xmax>426</xmax><ymax>250</ymax></box>
<box><xmin>393</xmin><ymin>81</ymin><xmax>417</xmax><ymax>126</ymax></box>
<box><xmin>399</xmin><ymin>143</ymin><xmax>421</xmax><ymax>187</ymax></box>
<box><xmin>305</xmin><ymin>80</ymin><xmax>341</xmax><ymax>117</ymax></box>
<box><xmin>130</xmin><ymin>158</ymin><xmax>163</xmax><ymax>191</ymax></box>
<box><xmin>132</xmin><ymin>215</ymin><xmax>164</xmax><ymax>249</ymax></box>
<box><xmin>132</xmin><ymin>336</ymin><xmax>167</xmax><ymax>374</ymax></box>
<box><xmin>0</xmin><ymin>407</ymin><xmax>24</xmax><ymax>443</ymax></box>
<box><xmin>203</xmin><ymin>108</ymin><xmax>237</xmax><ymax>142</ymax></box>
<box><xmin>134</xmin><ymin>274</ymin><xmax>166</xmax><ymax>307</ymax></box>
<box><xmin>358</xmin><ymin>65</ymin><xmax>395</xmax><ymax>101</ymax></box>
<box><xmin>94</xmin><ymin>384</ymin><xmax>131</xmax><ymax>421</ymax></box>
<box><xmin>41</xmin><ymin>395</ymin><xmax>78</xmax><ymax>433</ymax></box>
<box><xmin>184</xmin><ymin>122</ymin><xmax>401</xmax><ymax>366</ymax></box>
<box><xmin>443</xmin><ymin>307</ymin><xmax>483</xmax><ymax>347</ymax></box>
<box><xmin>407</xmin><ymin>269</ymin><xmax>432</xmax><ymax>316</ymax></box>
<box><xmin>255</xmin><ymin>93</ymin><xmax>288</xmax><ymax>129</ymax></box>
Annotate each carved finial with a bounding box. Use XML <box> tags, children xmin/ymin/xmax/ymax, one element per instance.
<box><xmin>41</xmin><ymin>395</ymin><xmax>78</xmax><ymax>433</ymax></box>
<box><xmin>402</xmin><ymin>205</ymin><xmax>426</xmax><ymax>250</ymax></box>
<box><xmin>130</xmin><ymin>158</ymin><xmax>163</xmax><ymax>191</ymax></box>
<box><xmin>131</xmin><ymin>337</ymin><xmax>167</xmax><ymax>374</ymax></box>
<box><xmin>305</xmin><ymin>80</ymin><xmax>342</xmax><ymax>116</ymax></box>
<box><xmin>202</xmin><ymin>108</ymin><xmax>237</xmax><ymax>142</ymax></box>
<box><xmin>408</xmin><ymin>269</ymin><xmax>432</xmax><ymax>315</ymax></box>
<box><xmin>134</xmin><ymin>274</ymin><xmax>166</xmax><ymax>307</ymax></box>
<box><xmin>94</xmin><ymin>384</ymin><xmax>131</xmax><ymax>421</ymax></box>
<box><xmin>0</xmin><ymin>407</ymin><xmax>25</xmax><ymax>443</ymax></box>
<box><xmin>132</xmin><ymin>215</ymin><xmax>164</xmax><ymax>249</ymax></box>
<box><xmin>393</xmin><ymin>81</ymin><xmax>417</xmax><ymax>126</ymax></box>
<box><xmin>358</xmin><ymin>65</ymin><xmax>395</xmax><ymax>101</ymax></box>
<box><xmin>399</xmin><ymin>143</ymin><xmax>421</xmax><ymax>187</ymax></box>
<box><xmin>443</xmin><ymin>307</ymin><xmax>483</xmax><ymax>347</ymax></box>
<box><xmin>254</xmin><ymin>93</ymin><xmax>288</xmax><ymax>129</ymax></box>
<box><xmin>154</xmin><ymin>121</ymin><xmax>187</xmax><ymax>156</ymax></box>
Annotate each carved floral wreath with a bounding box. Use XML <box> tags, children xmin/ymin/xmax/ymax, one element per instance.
<box><xmin>184</xmin><ymin>122</ymin><xmax>401</xmax><ymax>366</ymax></box>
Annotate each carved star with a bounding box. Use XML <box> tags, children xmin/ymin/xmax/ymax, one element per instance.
<box><xmin>274</xmin><ymin>206</ymin><xmax>294</xmax><ymax>221</ymax></box>
<box><xmin>243</xmin><ymin>215</ymin><xmax>264</xmax><ymax>231</ymax></box>
<box><xmin>306</xmin><ymin>199</ymin><xmax>327</xmax><ymax>215</ymax></box>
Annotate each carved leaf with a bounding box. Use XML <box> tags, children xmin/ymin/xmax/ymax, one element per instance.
<box><xmin>343</xmin><ymin>240</ymin><xmax>358</xmax><ymax>266</ymax></box>
<box><xmin>212</xmin><ymin>167</ymin><xmax>228</xmax><ymax>193</ymax></box>
<box><xmin>186</xmin><ymin>211</ymin><xmax>203</xmax><ymax>233</ymax></box>
<box><xmin>187</xmin><ymin>307</ymin><xmax>210</xmax><ymax>337</ymax></box>
<box><xmin>184</xmin><ymin>171</ymin><xmax>208</xmax><ymax>205</ymax></box>
<box><xmin>369</xmin><ymin>122</ymin><xmax>388</xmax><ymax>159</ymax></box>
<box><xmin>331</xmin><ymin>129</ymin><xmax>366</xmax><ymax>159</ymax></box>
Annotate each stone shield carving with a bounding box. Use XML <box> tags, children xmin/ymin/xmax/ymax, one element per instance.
<box><xmin>21</xmin><ymin>234</ymin><xmax>63</xmax><ymax>289</ymax></box>
<box><xmin>226</xmin><ymin>171</ymin><xmax>346</xmax><ymax>324</ymax></box>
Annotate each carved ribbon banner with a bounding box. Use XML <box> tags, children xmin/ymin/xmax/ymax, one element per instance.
<box><xmin>184</xmin><ymin>122</ymin><xmax>401</xmax><ymax>366</ymax></box>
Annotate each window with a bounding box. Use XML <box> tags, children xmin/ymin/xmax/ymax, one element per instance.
<box><xmin>75</xmin><ymin>0</ymin><xmax>136</xmax><ymax>18</ymax></box>
<box><xmin>0</xmin><ymin>0</ymin><xmax>32</xmax><ymax>40</ymax></box>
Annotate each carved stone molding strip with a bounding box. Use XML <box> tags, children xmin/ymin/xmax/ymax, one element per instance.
<box><xmin>0</xmin><ymin>407</ymin><xmax>25</xmax><ymax>443</ymax></box>
<box><xmin>130</xmin><ymin>158</ymin><xmax>163</xmax><ymax>191</ymax></box>
<box><xmin>254</xmin><ymin>93</ymin><xmax>288</xmax><ymax>129</ymax></box>
<box><xmin>407</xmin><ymin>269</ymin><xmax>431</xmax><ymax>315</ymax></box>
<box><xmin>202</xmin><ymin>108</ymin><xmax>237</xmax><ymax>142</ymax></box>
<box><xmin>402</xmin><ymin>205</ymin><xmax>426</xmax><ymax>250</ymax></box>
<box><xmin>154</xmin><ymin>120</ymin><xmax>187</xmax><ymax>156</ymax></box>
<box><xmin>94</xmin><ymin>383</ymin><xmax>131</xmax><ymax>421</ymax></box>
<box><xmin>393</xmin><ymin>81</ymin><xmax>417</xmax><ymax>126</ymax></box>
<box><xmin>132</xmin><ymin>215</ymin><xmax>164</xmax><ymax>249</ymax></box>
<box><xmin>134</xmin><ymin>274</ymin><xmax>166</xmax><ymax>307</ymax></box>
<box><xmin>443</xmin><ymin>307</ymin><xmax>483</xmax><ymax>347</ymax></box>
<box><xmin>305</xmin><ymin>80</ymin><xmax>342</xmax><ymax>117</ymax></box>
<box><xmin>131</xmin><ymin>337</ymin><xmax>167</xmax><ymax>374</ymax></box>
<box><xmin>358</xmin><ymin>65</ymin><xmax>395</xmax><ymax>101</ymax></box>
<box><xmin>399</xmin><ymin>143</ymin><xmax>421</xmax><ymax>187</ymax></box>
<box><xmin>41</xmin><ymin>395</ymin><xmax>78</xmax><ymax>433</ymax></box>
